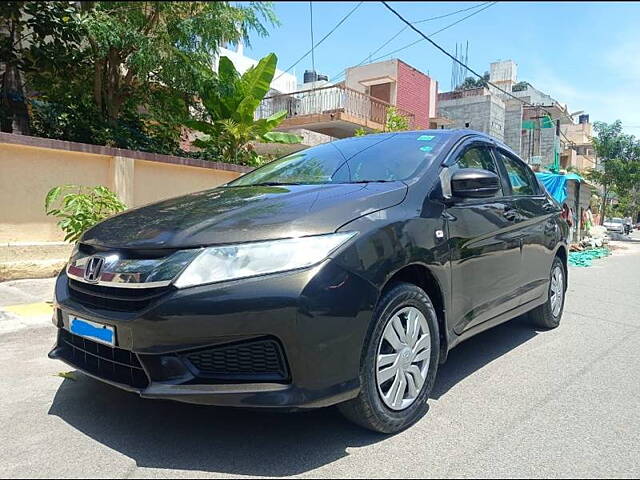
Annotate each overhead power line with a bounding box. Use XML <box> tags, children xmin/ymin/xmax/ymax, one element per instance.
<box><xmin>274</xmin><ymin>1</ymin><xmax>364</xmax><ymax>81</ymax></box>
<box><xmin>309</xmin><ymin>2</ymin><xmax>315</xmax><ymax>74</ymax></box>
<box><xmin>362</xmin><ymin>2</ymin><xmax>493</xmax><ymax>67</ymax></box>
<box><xmin>330</xmin><ymin>2</ymin><xmax>497</xmax><ymax>82</ymax></box>
<box><xmin>379</xmin><ymin>0</ymin><xmax>578</xmax><ymax>147</ymax></box>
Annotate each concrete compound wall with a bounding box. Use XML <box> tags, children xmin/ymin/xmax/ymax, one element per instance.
<box><xmin>0</xmin><ymin>133</ymin><xmax>249</xmax><ymax>244</ymax></box>
<box><xmin>0</xmin><ymin>134</ymin><xmax>251</xmax><ymax>279</ymax></box>
<box><xmin>0</xmin><ymin>133</ymin><xmax>249</xmax><ymax>245</ymax></box>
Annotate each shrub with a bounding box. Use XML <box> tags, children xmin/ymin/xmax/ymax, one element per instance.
<box><xmin>44</xmin><ymin>185</ymin><xmax>126</xmax><ymax>242</ymax></box>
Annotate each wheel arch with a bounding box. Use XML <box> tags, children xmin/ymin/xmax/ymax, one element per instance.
<box><xmin>382</xmin><ymin>263</ymin><xmax>449</xmax><ymax>362</ymax></box>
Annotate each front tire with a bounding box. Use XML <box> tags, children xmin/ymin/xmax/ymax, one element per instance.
<box><xmin>338</xmin><ymin>282</ymin><xmax>440</xmax><ymax>434</ymax></box>
<box><xmin>529</xmin><ymin>256</ymin><xmax>566</xmax><ymax>329</ymax></box>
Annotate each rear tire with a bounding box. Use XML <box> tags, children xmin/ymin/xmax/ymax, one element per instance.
<box><xmin>529</xmin><ymin>256</ymin><xmax>566</xmax><ymax>329</ymax></box>
<box><xmin>338</xmin><ymin>282</ymin><xmax>440</xmax><ymax>434</ymax></box>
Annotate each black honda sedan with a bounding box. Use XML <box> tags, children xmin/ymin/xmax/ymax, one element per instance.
<box><xmin>50</xmin><ymin>130</ymin><xmax>568</xmax><ymax>433</ymax></box>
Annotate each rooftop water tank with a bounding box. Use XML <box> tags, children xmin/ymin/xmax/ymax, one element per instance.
<box><xmin>304</xmin><ymin>70</ymin><xmax>318</xmax><ymax>84</ymax></box>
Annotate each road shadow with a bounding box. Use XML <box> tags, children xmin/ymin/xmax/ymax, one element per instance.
<box><xmin>48</xmin><ymin>317</ymin><xmax>538</xmax><ymax>476</ymax></box>
<box><xmin>431</xmin><ymin>316</ymin><xmax>538</xmax><ymax>399</ymax></box>
<box><xmin>48</xmin><ymin>377</ymin><xmax>382</xmax><ymax>476</ymax></box>
<box><xmin>608</xmin><ymin>232</ymin><xmax>640</xmax><ymax>242</ymax></box>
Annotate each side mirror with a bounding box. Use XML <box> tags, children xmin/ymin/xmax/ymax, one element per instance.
<box><xmin>451</xmin><ymin>168</ymin><xmax>501</xmax><ymax>198</ymax></box>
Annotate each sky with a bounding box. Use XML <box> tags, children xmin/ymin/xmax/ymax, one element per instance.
<box><xmin>242</xmin><ymin>1</ymin><xmax>640</xmax><ymax>134</ymax></box>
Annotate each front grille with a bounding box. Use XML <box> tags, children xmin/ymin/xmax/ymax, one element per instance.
<box><xmin>184</xmin><ymin>338</ymin><xmax>289</xmax><ymax>383</ymax></box>
<box><xmin>68</xmin><ymin>279</ymin><xmax>171</xmax><ymax>312</ymax></box>
<box><xmin>57</xmin><ymin>329</ymin><xmax>149</xmax><ymax>389</ymax></box>
<box><xmin>78</xmin><ymin>243</ymin><xmax>180</xmax><ymax>259</ymax></box>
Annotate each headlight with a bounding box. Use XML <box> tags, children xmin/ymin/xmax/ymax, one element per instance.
<box><xmin>174</xmin><ymin>232</ymin><xmax>357</xmax><ymax>289</ymax></box>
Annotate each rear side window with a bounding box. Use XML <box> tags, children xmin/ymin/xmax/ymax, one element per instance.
<box><xmin>496</xmin><ymin>150</ymin><xmax>539</xmax><ymax>196</ymax></box>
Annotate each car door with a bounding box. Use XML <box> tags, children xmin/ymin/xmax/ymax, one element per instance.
<box><xmin>495</xmin><ymin>148</ymin><xmax>559</xmax><ymax>305</ymax></box>
<box><xmin>445</xmin><ymin>142</ymin><xmax>523</xmax><ymax>335</ymax></box>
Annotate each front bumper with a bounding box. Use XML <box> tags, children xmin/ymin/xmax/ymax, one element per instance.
<box><xmin>50</xmin><ymin>260</ymin><xmax>378</xmax><ymax>409</ymax></box>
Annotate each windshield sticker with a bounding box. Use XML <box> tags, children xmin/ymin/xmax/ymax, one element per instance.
<box><xmin>417</xmin><ymin>135</ymin><xmax>435</xmax><ymax>141</ymax></box>
<box><xmin>419</xmin><ymin>145</ymin><xmax>433</xmax><ymax>152</ymax></box>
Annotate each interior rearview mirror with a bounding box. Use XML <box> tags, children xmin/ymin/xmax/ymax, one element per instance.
<box><xmin>451</xmin><ymin>168</ymin><xmax>501</xmax><ymax>198</ymax></box>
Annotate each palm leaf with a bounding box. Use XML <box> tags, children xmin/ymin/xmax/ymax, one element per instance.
<box><xmin>262</xmin><ymin>131</ymin><xmax>303</xmax><ymax>144</ymax></box>
<box><xmin>235</xmin><ymin>96</ymin><xmax>261</xmax><ymax>123</ymax></box>
<box><xmin>218</xmin><ymin>56</ymin><xmax>239</xmax><ymax>85</ymax></box>
<box><xmin>240</xmin><ymin>53</ymin><xmax>277</xmax><ymax>104</ymax></box>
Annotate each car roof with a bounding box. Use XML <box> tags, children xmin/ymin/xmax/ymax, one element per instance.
<box><xmin>329</xmin><ymin>129</ymin><xmax>515</xmax><ymax>155</ymax></box>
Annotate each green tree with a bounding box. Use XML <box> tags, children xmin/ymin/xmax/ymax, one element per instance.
<box><xmin>586</xmin><ymin>120</ymin><xmax>640</xmax><ymax>224</ymax></box>
<box><xmin>0</xmin><ymin>1</ymin><xmax>82</xmax><ymax>133</ymax></box>
<box><xmin>455</xmin><ymin>72</ymin><xmax>489</xmax><ymax>91</ymax></box>
<box><xmin>187</xmin><ymin>53</ymin><xmax>301</xmax><ymax>166</ymax></box>
<box><xmin>76</xmin><ymin>2</ymin><xmax>276</xmax><ymax>123</ymax></box>
<box><xmin>2</xmin><ymin>1</ymin><xmax>277</xmax><ymax>154</ymax></box>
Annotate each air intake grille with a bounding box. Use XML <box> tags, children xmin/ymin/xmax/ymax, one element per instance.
<box><xmin>184</xmin><ymin>338</ymin><xmax>289</xmax><ymax>382</ymax></box>
<box><xmin>67</xmin><ymin>279</ymin><xmax>170</xmax><ymax>312</ymax></box>
<box><xmin>57</xmin><ymin>329</ymin><xmax>149</xmax><ymax>389</ymax></box>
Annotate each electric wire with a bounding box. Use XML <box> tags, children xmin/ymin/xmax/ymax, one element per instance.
<box><xmin>274</xmin><ymin>1</ymin><xmax>364</xmax><ymax>82</ymax></box>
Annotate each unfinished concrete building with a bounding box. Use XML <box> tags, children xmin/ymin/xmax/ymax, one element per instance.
<box><xmin>437</xmin><ymin>60</ymin><xmax>580</xmax><ymax>169</ymax></box>
<box><xmin>438</xmin><ymin>87</ymin><xmax>505</xmax><ymax>140</ymax></box>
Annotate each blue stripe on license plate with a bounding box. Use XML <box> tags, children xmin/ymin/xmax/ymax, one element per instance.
<box><xmin>70</xmin><ymin>319</ymin><xmax>114</xmax><ymax>344</ymax></box>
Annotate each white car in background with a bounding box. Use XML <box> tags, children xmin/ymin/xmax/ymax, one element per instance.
<box><xmin>603</xmin><ymin>217</ymin><xmax>625</xmax><ymax>234</ymax></box>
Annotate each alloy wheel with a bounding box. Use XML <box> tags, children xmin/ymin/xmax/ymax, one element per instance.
<box><xmin>550</xmin><ymin>265</ymin><xmax>564</xmax><ymax>317</ymax></box>
<box><xmin>376</xmin><ymin>306</ymin><xmax>431</xmax><ymax>411</ymax></box>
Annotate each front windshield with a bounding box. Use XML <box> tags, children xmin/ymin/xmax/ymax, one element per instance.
<box><xmin>228</xmin><ymin>132</ymin><xmax>447</xmax><ymax>186</ymax></box>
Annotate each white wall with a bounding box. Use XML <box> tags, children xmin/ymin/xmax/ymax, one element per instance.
<box><xmin>345</xmin><ymin>60</ymin><xmax>398</xmax><ymax>104</ymax></box>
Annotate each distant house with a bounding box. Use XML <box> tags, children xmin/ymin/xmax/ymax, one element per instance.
<box><xmin>255</xmin><ymin>58</ymin><xmax>445</xmax><ymax>140</ymax></box>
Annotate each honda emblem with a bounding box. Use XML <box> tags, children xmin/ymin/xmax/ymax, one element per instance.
<box><xmin>84</xmin><ymin>256</ymin><xmax>104</xmax><ymax>283</ymax></box>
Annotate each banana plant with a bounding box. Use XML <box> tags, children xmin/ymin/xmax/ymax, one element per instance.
<box><xmin>187</xmin><ymin>53</ymin><xmax>301</xmax><ymax>166</ymax></box>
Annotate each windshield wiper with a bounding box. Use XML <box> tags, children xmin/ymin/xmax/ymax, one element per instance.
<box><xmin>349</xmin><ymin>180</ymin><xmax>394</xmax><ymax>184</ymax></box>
<box><xmin>250</xmin><ymin>182</ymin><xmax>306</xmax><ymax>186</ymax></box>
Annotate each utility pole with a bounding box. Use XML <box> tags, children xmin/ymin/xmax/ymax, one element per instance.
<box><xmin>554</xmin><ymin>119</ymin><xmax>561</xmax><ymax>172</ymax></box>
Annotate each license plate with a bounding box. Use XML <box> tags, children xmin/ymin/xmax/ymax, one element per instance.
<box><xmin>69</xmin><ymin>316</ymin><xmax>116</xmax><ymax>347</ymax></box>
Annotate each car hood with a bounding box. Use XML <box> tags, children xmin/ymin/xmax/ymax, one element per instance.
<box><xmin>81</xmin><ymin>182</ymin><xmax>408</xmax><ymax>249</ymax></box>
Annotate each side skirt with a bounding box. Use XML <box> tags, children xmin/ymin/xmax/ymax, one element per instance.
<box><xmin>447</xmin><ymin>294</ymin><xmax>547</xmax><ymax>351</ymax></box>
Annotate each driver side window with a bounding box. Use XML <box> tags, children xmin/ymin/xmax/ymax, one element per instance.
<box><xmin>454</xmin><ymin>146</ymin><xmax>502</xmax><ymax>197</ymax></box>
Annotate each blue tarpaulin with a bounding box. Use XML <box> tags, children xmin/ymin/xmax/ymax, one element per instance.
<box><xmin>535</xmin><ymin>172</ymin><xmax>583</xmax><ymax>204</ymax></box>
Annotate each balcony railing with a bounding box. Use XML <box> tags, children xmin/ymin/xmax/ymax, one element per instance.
<box><xmin>256</xmin><ymin>84</ymin><xmax>415</xmax><ymax>130</ymax></box>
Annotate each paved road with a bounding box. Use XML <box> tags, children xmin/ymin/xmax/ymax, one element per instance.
<box><xmin>1</xmin><ymin>235</ymin><xmax>640</xmax><ymax>478</ymax></box>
